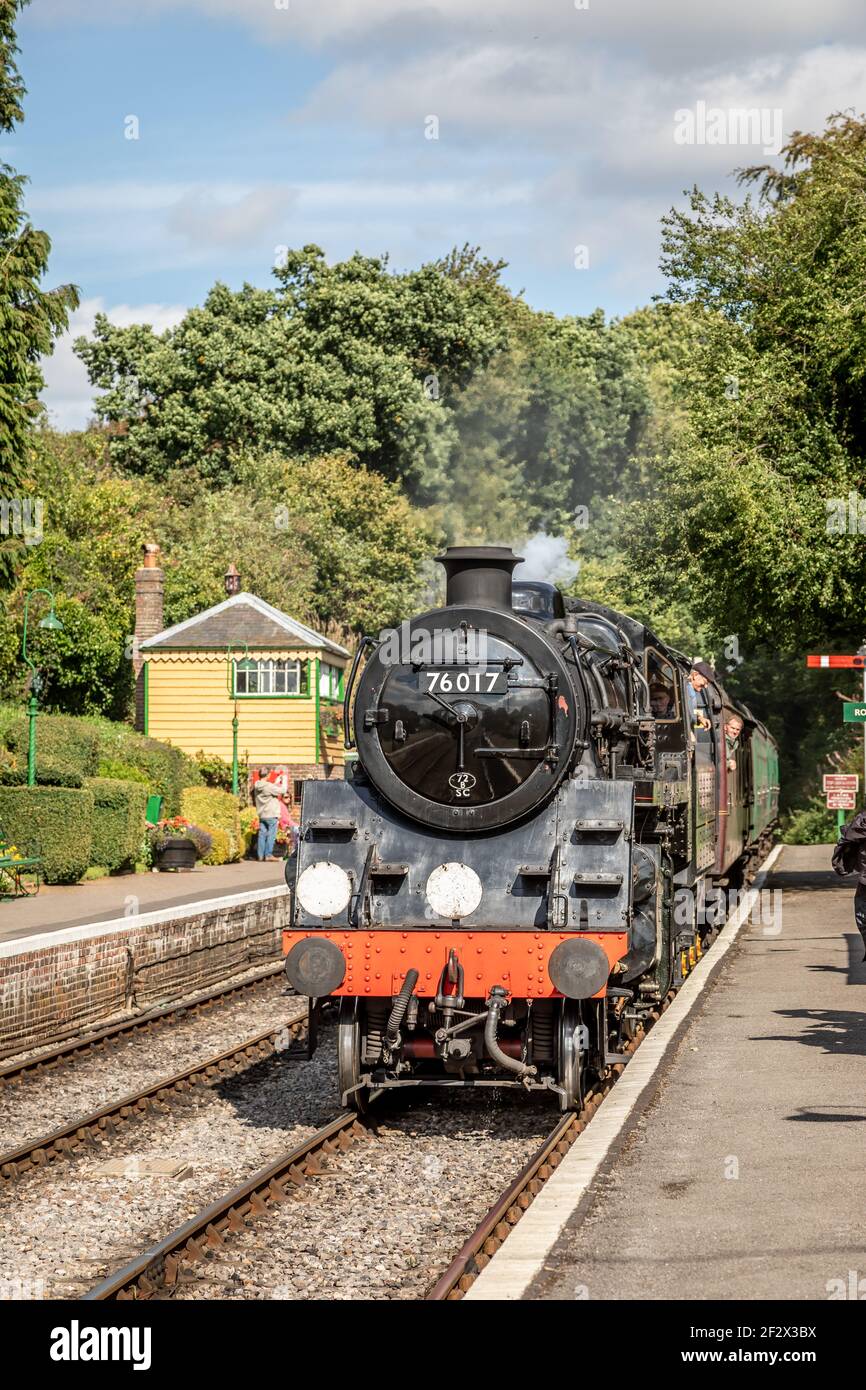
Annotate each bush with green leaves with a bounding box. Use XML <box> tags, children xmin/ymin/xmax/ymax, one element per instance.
<box><xmin>0</xmin><ymin>706</ymin><xmax>201</xmax><ymax>814</ymax></box>
<box><xmin>0</xmin><ymin>763</ymin><xmax>83</xmax><ymax>787</ymax></box>
<box><xmin>194</xmin><ymin>751</ymin><xmax>235</xmax><ymax>792</ymax></box>
<box><xmin>180</xmin><ymin>786</ymin><xmax>241</xmax><ymax>861</ymax></box>
<box><xmin>85</xmin><ymin>777</ymin><xmax>148</xmax><ymax>872</ymax></box>
<box><xmin>780</xmin><ymin>797</ymin><xmax>838</xmax><ymax>846</ymax></box>
<box><xmin>4</xmin><ymin>713</ymin><xmax>99</xmax><ymax>776</ymax></box>
<box><xmin>97</xmin><ymin>757</ymin><xmax>151</xmax><ymax>786</ymax></box>
<box><xmin>201</xmin><ymin>827</ymin><xmax>231</xmax><ymax>865</ymax></box>
<box><xmin>0</xmin><ymin>785</ymin><xmax>93</xmax><ymax>883</ymax></box>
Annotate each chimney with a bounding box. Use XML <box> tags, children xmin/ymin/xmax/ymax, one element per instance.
<box><xmin>224</xmin><ymin>562</ymin><xmax>241</xmax><ymax>596</ymax></box>
<box><xmin>134</xmin><ymin>542</ymin><xmax>164</xmax><ymax>732</ymax></box>
<box><xmin>436</xmin><ymin>546</ymin><xmax>523</xmax><ymax>609</ymax></box>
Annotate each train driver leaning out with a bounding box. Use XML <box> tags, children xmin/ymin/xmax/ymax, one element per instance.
<box><xmin>686</xmin><ymin>661</ymin><xmax>714</xmax><ymax>733</ymax></box>
<box><xmin>724</xmin><ymin>712</ymin><xmax>744</xmax><ymax>771</ymax></box>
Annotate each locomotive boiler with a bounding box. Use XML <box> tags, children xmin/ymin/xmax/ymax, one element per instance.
<box><xmin>282</xmin><ymin>547</ymin><xmax>779</xmax><ymax>1111</ymax></box>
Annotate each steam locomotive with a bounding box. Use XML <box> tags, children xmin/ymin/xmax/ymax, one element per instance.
<box><xmin>282</xmin><ymin>547</ymin><xmax>779</xmax><ymax>1111</ymax></box>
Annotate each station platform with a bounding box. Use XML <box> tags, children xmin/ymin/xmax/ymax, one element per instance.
<box><xmin>0</xmin><ymin>859</ymin><xmax>285</xmax><ymax>945</ymax></box>
<box><xmin>469</xmin><ymin>843</ymin><xmax>866</xmax><ymax>1302</ymax></box>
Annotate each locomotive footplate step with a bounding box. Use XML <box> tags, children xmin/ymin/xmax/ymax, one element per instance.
<box><xmin>468</xmin><ymin>845</ymin><xmax>866</xmax><ymax>1301</ymax></box>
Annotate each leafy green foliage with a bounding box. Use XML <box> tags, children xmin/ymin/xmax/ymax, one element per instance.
<box><xmin>3</xmin><ymin>708</ymin><xmax>100</xmax><ymax>775</ymax></box>
<box><xmin>0</xmin><ymin>1</ymin><xmax>78</xmax><ymax>479</ymax></box>
<box><xmin>193</xmin><ymin>751</ymin><xmax>235</xmax><ymax>792</ymax></box>
<box><xmin>0</xmin><ymin>762</ymin><xmax>83</xmax><ymax>787</ymax></box>
<box><xmin>85</xmin><ymin>776</ymin><xmax>148</xmax><ymax>872</ymax></box>
<box><xmin>0</xmin><ymin>702</ymin><xmax>201</xmax><ymax>814</ymax></box>
<box><xmin>436</xmin><ymin>300</ymin><xmax>649</xmax><ymax>537</ymax></box>
<box><xmin>780</xmin><ymin>796</ymin><xmax>838</xmax><ymax>845</ymax></box>
<box><xmin>0</xmin><ymin>432</ymin><xmax>155</xmax><ymax>715</ymax></box>
<box><xmin>0</xmin><ymin>785</ymin><xmax>93</xmax><ymax>883</ymax></box>
<box><xmin>180</xmin><ymin>786</ymin><xmax>241</xmax><ymax>862</ymax></box>
<box><xmin>74</xmin><ymin>246</ymin><xmax>506</xmax><ymax>502</ymax></box>
<box><xmin>644</xmin><ymin>113</ymin><xmax>866</xmax><ymax>646</ymax></box>
<box><xmin>0</xmin><ymin>433</ymin><xmax>436</xmax><ymax>712</ymax></box>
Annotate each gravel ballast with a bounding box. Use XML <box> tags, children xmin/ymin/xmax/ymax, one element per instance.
<box><xmin>0</xmin><ymin>1031</ymin><xmax>553</xmax><ymax>1301</ymax></box>
<box><xmin>0</xmin><ymin>978</ymin><xmax>305</xmax><ymax>1154</ymax></box>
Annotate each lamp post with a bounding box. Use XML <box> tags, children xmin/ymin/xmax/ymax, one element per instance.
<box><xmin>859</xmin><ymin>645</ymin><xmax>866</xmax><ymax>801</ymax></box>
<box><xmin>21</xmin><ymin>589</ymin><xmax>64</xmax><ymax>788</ymax></box>
<box><xmin>226</xmin><ymin>642</ymin><xmax>249</xmax><ymax>797</ymax></box>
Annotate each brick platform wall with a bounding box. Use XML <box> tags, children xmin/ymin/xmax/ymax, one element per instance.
<box><xmin>0</xmin><ymin>886</ymin><xmax>289</xmax><ymax>1057</ymax></box>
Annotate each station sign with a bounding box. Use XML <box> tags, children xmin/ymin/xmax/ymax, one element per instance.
<box><xmin>823</xmin><ymin>774</ymin><xmax>860</xmax><ymax>792</ymax></box>
<box><xmin>843</xmin><ymin>704</ymin><xmax>866</xmax><ymax>723</ymax></box>
<box><xmin>827</xmin><ymin>790</ymin><xmax>857</xmax><ymax>810</ymax></box>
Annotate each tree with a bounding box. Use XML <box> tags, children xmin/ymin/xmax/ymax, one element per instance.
<box><xmin>438</xmin><ymin>297</ymin><xmax>650</xmax><ymax>541</ymax></box>
<box><xmin>0</xmin><ymin>432</ymin><xmax>436</xmax><ymax>717</ymax></box>
<box><xmin>639</xmin><ymin>112</ymin><xmax>866</xmax><ymax>647</ymax></box>
<box><xmin>0</xmin><ymin>0</ymin><xmax>78</xmax><ymax>478</ymax></box>
<box><xmin>181</xmin><ymin>450</ymin><xmax>439</xmax><ymax>639</ymax></box>
<box><xmin>74</xmin><ymin>246</ymin><xmax>506</xmax><ymax>503</ymax></box>
<box><xmin>0</xmin><ymin>431</ymin><xmax>155</xmax><ymax>717</ymax></box>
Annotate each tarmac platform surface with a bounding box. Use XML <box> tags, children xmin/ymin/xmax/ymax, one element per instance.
<box><xmin>0</xmin><ymin>859</ymin><xmax>285</xmax><ymax>944</ymax></box>
<box><xmin>479</xmin><ymin>844</ymin><xmax>866</xmax><ymax>1301</ymax></box>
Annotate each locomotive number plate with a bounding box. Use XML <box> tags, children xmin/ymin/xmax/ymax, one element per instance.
<box><xmin>423</xmin><ymin>668</ymin><xmax>506</xmax><ymax>694</ymax></box>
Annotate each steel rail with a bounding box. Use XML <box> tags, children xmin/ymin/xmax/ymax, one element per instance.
<box><xmin>0</xmin><ymin>1012</ymin><xmax>308</xmax><ymax>1184</ymax></box>
<box><xmin>0</xmin><ymin>962</ymin><xmax>287</xmax><ymax>1086</ymax></box>
<box><xmin>426</xmin><ymin>1006</ymin><xmax>667</xmax><ymax>1299</ymax></box>
<box><xmin>84</xmin><ymin>1111</ymin><xmax>369</xmax><ymax>1300</ymax></box>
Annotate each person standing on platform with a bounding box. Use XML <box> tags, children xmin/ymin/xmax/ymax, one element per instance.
<box><xmin>832</xmin><ymin>809</ymin><xmax>866</xmax><ymax>959</ymax></box>
<box><xmin>253</xmin><ymin>770</ymin><xmax>283</xmax><ymax>862</ymax></box>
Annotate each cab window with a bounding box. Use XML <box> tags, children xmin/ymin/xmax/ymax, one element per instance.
<box><xmin>646</xmin><ymin>648</ymin><xmax>679</xmax><ymax>722</ymax></box>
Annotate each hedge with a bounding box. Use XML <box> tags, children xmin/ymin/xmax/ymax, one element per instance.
<box><xmin>85</xmin><ymin>777</ymin><xmax>149</xmax><ymax>872</ymax></box>
<box><xmin>98</xmin><ymin>740</ymin><xmax>194</xmax><ymax>817</ymax></box>
<box><xmin>0</xmin><ymin>764</ymin><xmax>83</xmax><ymax>788</ymax></box>
<box><xmin>6</xmin><ymin>714</ymin><xmax>100</xmax><ymax>777</ymax></box>
<box><xmin>0</xmin><ymin>786</ymin><xmax>94</xmax><ymax>884</ymax></box>
<box><xmin>0</xmin><ymin>705</ymin><xmax>202</xmax><ymax>817</ymax></box>
<box><xmin>180</xmin><ymin>786</ymin><xmax>241</xmax><ymax>862</ymax></box>
<box><xmin>201</xmin><ymin>827</ymin><xmax>231</xmax><ymax>866</ymax></box>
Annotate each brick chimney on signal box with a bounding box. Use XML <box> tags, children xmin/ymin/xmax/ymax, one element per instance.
<box><xmin>134</xmin><ymin>542</ymin><xmax>164</xmax><ymax>731</ymax></box>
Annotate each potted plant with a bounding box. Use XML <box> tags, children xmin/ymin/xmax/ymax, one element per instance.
<box><xmin>147</xmin><ymin>817</ymin><xmax>212</xmax><ymax>871</ymax></box>
<box><xmin>273</xmin><ymin>826</ymin><xmax>291</xmax><ymax>859</ymax></box>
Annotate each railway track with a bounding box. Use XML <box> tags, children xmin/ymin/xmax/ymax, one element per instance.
<box><xmin>0</xmin><ymin>1011</ymin><xmax>309</xmax><ymax>1185</ymax></box>
<box><xmin>84</xmin><ymin>1110</ymin><xmax>369</xmax><ymax>1300</ymax></box>
<box><xmin>80</xmin><ymin>1018</ymin><xmax>652</xmax><ymax>1303</ymax></box>
<box><xmin>70</xmin><ymin>873</ymin><xmax>758</xmax><ymax>1302</ymax></box>
<box><xmin>0</xmin><ymin>962</ymin><xmax>287</xmax><ymax>1088</ymax></box>
<box><xmin>426</xmin><ymin>1034</ymin><xmax>646</xmax><ymax>1299</ymax></box>
<box><xmin>19</xmin><ymin>938</ymin><xmax>708</xmax><ymax>1300</ymax></box>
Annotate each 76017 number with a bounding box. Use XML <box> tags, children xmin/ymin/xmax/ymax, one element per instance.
<box><xmin>424</xmin><ymin>669</ymin><xmax>505</xmax><ymax>694</ymax></box>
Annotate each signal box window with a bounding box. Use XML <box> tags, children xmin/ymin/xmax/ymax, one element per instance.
<box><xmin>235</xmin><ymin>658</ymin><xmax>306</xmax><ymax>696</ymax></box>
<box><xmin>319</xmin><ymin>662</ymin><xmax>344</xmax><ymax>700</ymax></box>
<box><xmin>646</xmin><ymin>648</ymin><xmax>679</xmax><ymax>721</ymax></box>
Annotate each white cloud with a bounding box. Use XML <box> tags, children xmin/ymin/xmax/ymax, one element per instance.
<box><xmin>24</xmin><ymin>0</ymin><xmax>866</xmax><ymax>368</ymax></box>
<box><xmin>29</xmin><ymin>0</ymin><xmax>866</xmax><ymax>62</ymax></box>
<box><xmin>167</xmin><ymin>185</ymin><xmax>298</xmax><ymax>248</ymax></box>
<box><xmin>39</xmin><ymin>298</ymin><xmax>187</xmax><ymax>431</ymax></box>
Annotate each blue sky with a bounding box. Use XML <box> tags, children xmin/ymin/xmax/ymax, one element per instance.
<box><xmin>16</xmin><ymin>0</ymin><xmax>866</xmax><ymax>426</ymax></box>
